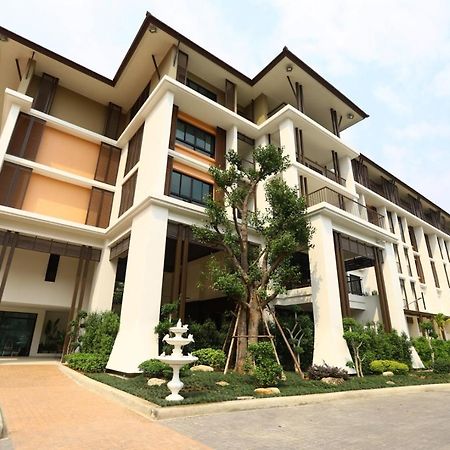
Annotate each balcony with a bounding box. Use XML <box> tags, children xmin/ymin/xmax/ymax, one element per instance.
<box><xmin>303</xmin><ymin>156</ymin><xmax>346</xmax><ymax>186</ymax></box>
<box><xmin>307</xmin><ymin>186</ymin><xmax>385</xmax><ymax>229</ymax></box>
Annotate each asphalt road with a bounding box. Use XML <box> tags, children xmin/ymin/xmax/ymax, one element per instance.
<box><xmin>163</xmin><ymin>389</ymin><xmax>450</xmax><ymax>450</ymax></box>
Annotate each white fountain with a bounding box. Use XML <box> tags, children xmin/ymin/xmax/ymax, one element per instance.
<box><xmin>156</xmin><ymin>319</ymin><xmax>197</xmax><ymax>401</ymax></box>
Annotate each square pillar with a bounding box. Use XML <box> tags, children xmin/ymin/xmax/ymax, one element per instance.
<box><xmin>278</xmin><ymin>118</ymin><xmax>299</xmax><ymax>188</ymax></box>
<box><xmin>107</xmin><ymin>204</ymin><xmax>169</xmax><ymax>373</ymax></box>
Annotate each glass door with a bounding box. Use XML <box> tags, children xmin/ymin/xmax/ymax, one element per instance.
<box><xmin>0</xmin><ymin>311</ymin><xmax>37</xmax><ymax>356</ymax></box>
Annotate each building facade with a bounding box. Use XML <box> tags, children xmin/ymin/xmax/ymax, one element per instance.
<box><xmin>0</xmin><ymin>13</ymin><xmax>449</xmax><ymax>372</ymax></box>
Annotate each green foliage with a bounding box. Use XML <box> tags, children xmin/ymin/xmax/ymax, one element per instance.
<box><xmin>79</xmin><ymin>311</ymin><xmax>120</xmax><ymax>356</ymax></box>
<box><xmin>38</xmin><ymin>318</ymin><xmax>64</xmax><ymax>353</ymax></box>
<box><xmin>433</xmin><ymin>358</ymin><xmax>450</xmax><ymax>374</ymax></box>
<box><xmin>419</xmin><ymin>320</ymin><xmax>438</xmax><ymax>339</ymax></box>
<box><xmin>192</xmin><ymin>348</ymin><xmax>226</xmax><ymax>369</ymax></box>
<box><xmin>343</xmin><ymin>319</ymin><xmax>412</xmax><ymax>375</ymax></box>
<box><xmin>413</xmin><ymin>337</ymin><xmax>450</xmax><ymax>368</ymax></box>
<box><xmin>188</xmin><ymin>319</ymin><xmax>228</xmax><ymax>351</ymax></box>
<box><xmin>64</xmin><ymin>353</ymin><xmax>108</xmax><ymax>373</ymax></box>
<box><xmin>66</xmin><ymin>310</ymin><xmax>88</xmax><ymax>353</ymax></box>
<box><xmin>308</xmin><ymin>364</ymin><xmax>350</xmax><ymax>380</ymax></box>
<box><xmin>138</xmin><ymin>359</ymin><xmax>190</xmax><ymax>379</ymax></box>
<box><xmin>369</xmin><ymin>360</ymin><xmax>409</xmax><ymax>375</ymax></box>
<box><xmin>248</xmin><ymin>342</ymin><xmax>283</xmax><ymax>386</ymax></box>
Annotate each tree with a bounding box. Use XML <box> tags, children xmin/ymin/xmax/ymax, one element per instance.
<box><xmin>193</xmin><ymin>145</ymin><xmax>313</xmax><ymax>371</ymax></box>
<box><xmin>419</xmin><ymin>319</ymin><xmax>438</xmax><ymax>365</ymax></box>
<box><xmin>434</xmin><ymin>313</ymin><xmax>449</xmax><ymax>341</ymax></box>
<box><xmin>343</xmin><ymin>318</ymin><xmax>368</xmax><ymax>377</ymax></box>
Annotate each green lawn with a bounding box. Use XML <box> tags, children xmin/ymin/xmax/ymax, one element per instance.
<box><xmin>88</xmin><ymin>370</ymin><xmax>450</xmax><ymax>407</ymax></box>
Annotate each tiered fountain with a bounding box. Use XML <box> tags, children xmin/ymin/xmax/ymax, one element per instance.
<box><xmin>156</xmin><ymin>319</ymin><xmax>197</xmax><ymax>401</ymax></box>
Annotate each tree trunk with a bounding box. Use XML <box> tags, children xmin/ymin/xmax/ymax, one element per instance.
<box><xmin>235</xmin><ymin>306</ymin><xmax>248</xmax><ymax>373</ymax></box>
<box><xmin>248</xmin><ymin>292</ymin><xmax>261</xmax><ymax>345</ymax></box>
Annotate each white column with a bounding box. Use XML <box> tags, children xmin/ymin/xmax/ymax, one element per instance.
<box><xmin>88</xmin><ymin>248</ymin><xmax>117</xmax><ymax>312</ymax></box>
<box><xmin>382</xmin><ymin>242</ymin><xmax>424</xmax><ymax>368</ymax></box>
<box><xmin>226</xmin><ymin>125</ymin><xmax>238</xmax><ymax>152</ymax></box>
<box><xmin>339</xmin><ymin>155</ymin><xmax>356</xmax><ymax>193</ymax></box>
<box><xmin>278</xmin><ymin>118</ymin><xmax>298</xmax><ymax>188</ymax></box>
<box><xmin>255</xmin><ymin>135</ymin><xmax>269</xmax><ymax>210</ymax></box>
<box><xmin>0</xmin><ymin>104</ymin><xmax>21</xmax><ymax>171</ymax></box>
<box><xmin>309</xmin><ymin>214</ymin><xmax>353</xmax><ymax>368</ymax></box>
<box><xmin>107</xmin><ymin>203</ymin><xmax>169</xmax><ymax>373</ymax></box>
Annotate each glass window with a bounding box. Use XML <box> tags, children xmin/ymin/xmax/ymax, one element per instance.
<box><xmin>387</xmin><ymin>211</ymin><xmax>395</xmax><ymax>234</ymax></box>
<box><xmin>393</xmin><ymin>244</ymin><xmax>402</xmax><ymax>273</ymax></box>
<box><xmin>170</xmin><ymin>171</ymin><xmax>212</xmax><ymax>206</ymax></box>
<box><xmin>404</xmin><ymin>248</ymin><xmax>412</xmax><ymax>276</ymax></box>
<box><xmin>400</xmin><ymin>279</ymin><xmax>408</xmax><ymax>309</ymax></box>
<box><xmin>187</xmin><ymin>79</ymin><xmax>217</xmax><ymax>101</ymax></box>
<box><xmin>398</xmin><ymin>216</ymin><xmax>406</xmax><ymax>242</ymax></box>
<box><xmin>175</xmin><ymin>120</ymin><xmax>215</xmax><ymax>157</ymax></box>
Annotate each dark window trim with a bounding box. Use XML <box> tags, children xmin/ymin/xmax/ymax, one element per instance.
<box><xmin>169</xmin><ymin>170</ymin><xmax>212</xmax><ymax>206</ymax></box>
<box><xmin>175</xmin><ymin>119</ymin><xmax>215</xmax><ymax>158</ymax></box>
<box><xmin>45</xmin><ymin>253</ymin><xmax>60</xmax><ymax>282</ymax></box>
<box><xmin>186</xmin><ymin>78</ymin><xmax>217</xmax><ymax>101</ymax></box>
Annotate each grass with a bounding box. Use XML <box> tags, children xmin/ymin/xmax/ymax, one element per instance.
<box><xmin>87</xmin><ymin>370</ymin><xmax>450</xmax><ymax>407</ymax></box>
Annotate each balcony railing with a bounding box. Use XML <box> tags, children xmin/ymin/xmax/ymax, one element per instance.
<box><xmin>307</xmin><ymin>186</ymin><xmax>385</xmax><ymax>229</ymax></box>
<box><xmin>303</xmin><ymin>156</ymin><xmax>346</xmax><ymax>186</ymax></box>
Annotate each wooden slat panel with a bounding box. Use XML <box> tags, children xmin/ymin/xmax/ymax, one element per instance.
<box><xmin>95</xmin><ymin>143</ymin><xmax>121</xmax><ymax>185</ymax></box>
<box><xmin>168</xmin><ymin>105</ymin><xmax>179</xmax><ymax>150</ymax></box>
<box><xmin>225</xmin><ymin>79</ymin><xmax>236</xmax><ymax>112</ymax></box>
<box><xmin>215</xmin><ymin>127</ymin><xmax>226</xmax><ymax>169</ymax></box>
<box><xmin>7</xmin><ymin>113</ymin><xmax>45</xmax><ymax>161</ymax></box>
<box><xmin>104</xmin><ymin>103</ymin><xmax>122</xmax><ymax>139</ymax></box>
<box><xmin>32</xmin><ymin>73</ymin><xmax>59</xmax><ymax>113</ymax></box>
<box><xmin>176</xmin><ymin>51</ymin><xmax>189</xmax><ymax>84</ymax></box>
<box><xmin>119</xmin><ymin>171</ymin><xmax>137</xmax><ymax>216</ymax></box>
<box><xmin>125</xmin><ymin>125</ymin><xmax>144</xmax><ymax>175</ymax></box>
<box><xmin>0</xmin><ymin>163</ymin><xmax>32</xmax><ymax>208</ymax></box>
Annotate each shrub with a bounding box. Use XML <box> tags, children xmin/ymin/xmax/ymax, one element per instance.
<box><xmin>192</xmin><ymin>348</ymin><xmax>226</xmax><ymax>369</ymax></box>
<box><xmin>433</xmin><ymin>358</ymin><xmax>450</xmax><ymax>374</ymax></box>
<box><xmin>138</xmin><ymin>359</ymin><xmax>190</xmax><ymax>379</ymax></box>
<box><xmin>308</xmin><ymin>364</ymin><xmax>349</xmax><ymax>380</ymax></box>
<box><xmin>64</xmin><ymin>353</ymin><xmax>108</xmax><ymax>373</ymax></box>
<box><xmin>369</xmin><ymin>360</ymin><xmax>409</xmax><ymax>375</ymax></box>
<box><xmin>248</xmin><ymin>342</ymin><xmax>283</xmax><ymax>387</ymax></box>
<box><xmin>80</xmin><ymin>311</ymin><xmax>120</xmax><ymax>356</ymax></box>
<box><xmin>412</xmin><ymin>337</ymin><xmax>450</xmax><ymax>368</ymax></box>
<box><xmin>412</xmin><ymin>337</ymin><xmax>433</xmax><ymax>367</ymax></box>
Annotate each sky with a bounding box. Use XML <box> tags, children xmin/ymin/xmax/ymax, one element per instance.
<box><xmin>2</xmin><ymin>1</ymin><xmax>450</xmax><ymax>211</ymax></box>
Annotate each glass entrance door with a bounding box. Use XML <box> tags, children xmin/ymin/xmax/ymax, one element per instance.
<box><xmin>0</xmin><ymin>311</ymin><xmax>37</xmax><ymax>356</ymax></box>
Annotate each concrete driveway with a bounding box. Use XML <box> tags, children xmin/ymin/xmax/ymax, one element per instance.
<box><xmin>163</xmin><ymin>388</ymin><xmax>450</xmax><ymax>450</ymax></box>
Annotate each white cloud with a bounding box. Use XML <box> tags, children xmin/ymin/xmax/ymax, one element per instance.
<box><xmin>431</xmin><ymin>65</ymin><xmax>450</xmax><ymax>97</ymax></box>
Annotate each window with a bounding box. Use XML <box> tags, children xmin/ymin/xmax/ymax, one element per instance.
<box><xmin>444</xmin><ymin>264</ymin><xmax>450</xmax><ymax>289</ymax></box>
<box><xmin>125</xmin><ymin>125</ymin><xmax>144</xmax><ymax>175</ymax></box>
<box><xmin>119</xmin><ymin>172</ymin><xmax>137</xmax><ymax>216</ymax></box>
<box><xmin>387</xmin><ymin>211</ymin><xmax>395</xmax><ymax>234</ymax></box>
<box><xmin>424</xmin><ymin>234</ymin><xmax>433</xmax><ymax>258</ymax></box>
<box><xmin>414</xmin><ymin>255</ymin><xmax>425</xmax><ymax>283</ymax></box>
<box><xmin>45</xmin><ymin>254</ymin><xmax>60</xmax><ymax>282</ymax></box>
<box><xmin>187</xmin><ymin>79</ymin><xmax>217</xmax><ymax>101</ymax></box>
<box><xmin>410</xmin><ymin>281</ymin><xmax>418</xmax><ymax>310</ymax></box>
<box><xmin>170</xmin><ymin>171</ymin><xmax>212</xmax><ymax>205</ymax></box>
<box><xmin>393</xmin><ymin>244</ymin><xmax>402</xmax><ymax>273</ymax></box>
<box><xmin>347</xmin><ymin>274</ymin><xmax>363</xmax><ymax>295</ymax></box>
<box><xmin>430</xmin><ymin>261</ymin><xmax>440</xmax><ymax>288</ymax></box>
<box><xmin>408</xmin><ymin>226</ymin><xmax>418</xmax><ymax>251</ymax></box>
<box><xmin>437</xmin><ymin>238</ymin><xmax>444</xmax><ymax>260</ymax></box>
<box><xmin>404</xmin><ymin>248</ymin><xmax>412</xmax><ymax>276</ymax></box>
<box><xmin>400</xmin><ymin>279</ymin><xmax>408</xmax><ymax>309</ymax></box>
<box><xmin>445</xmin><ymin>241</ymin><xmax>449</xmax><ymax>261</ymax></box>
<box><xmin>175</xmin><ymin>120</ymin><xmax>215</xmax><ymax>157</ymax></box>
<box><xmin>398</xmin><ymin>216</ymin><xmax>406</xmax><ymax>242</ymax></box>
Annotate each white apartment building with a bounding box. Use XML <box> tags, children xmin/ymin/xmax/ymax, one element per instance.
<box><xmin>0</xmin><ymin>13</ymin><xmax>448</xmax><ymax>373</ymax></box>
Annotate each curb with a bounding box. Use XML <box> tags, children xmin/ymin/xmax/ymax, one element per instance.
<box><xmin>59</xmin><ymin>364</ymin><xmax>450</xmax><ymax>420</ymax></box>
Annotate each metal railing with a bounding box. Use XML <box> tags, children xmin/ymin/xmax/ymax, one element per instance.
<box><xmin>302</xmin><ymin>156</ymin><xmax>346</xmax><ymax>186</ymax></box>
<box><xmin>307</xmin><ymin>186</ymin><xmax>385</xmax><ymax>229</ymax></box>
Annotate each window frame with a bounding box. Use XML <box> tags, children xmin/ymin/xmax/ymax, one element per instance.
<box><xmin>169</xmin><ymin>170</ymin><xmax>213</xmax><ymax>206</ymax></box>
<box><xmin>186</xmin><ymin>79</ymin><xmax>217</xmax><ymax>102</ymax></box>
<box><xmin>175</xmin><ymin>119</ymin><xmax>215</xmax><ymax>158</ymax></box>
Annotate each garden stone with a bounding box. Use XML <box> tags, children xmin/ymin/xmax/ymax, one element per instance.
<box><xmin>386</xmin><ymin>381</ymin><xmax>396</xmax><ymax>385</ymax></box>
<box><xmin>190</xmin><ymin>365</ymin><xmax>214</xmax><ymax>372</ymax></box>
<box><xmin>147</xmin><ymin>378</ymin><xmax>166</xmax><ymax>386</ymax></box>
<box><xmin>382</xmin><ymin>371</ymin><xmax>394</xmax><ymax>377</ymax></box>
<box><xmin>216</xmin><ymin>381</ymin><xmax>229</xmax><ymax>386</ymax></box>
<box><xmin>321</xmin><ymin>377</ymin><xmax>345</xmax><ymax>385</ymax></box>
<box><xmin>254</xmin><ymin>387</ymin><xmax>280</xmax><ymax>395</ymax></box>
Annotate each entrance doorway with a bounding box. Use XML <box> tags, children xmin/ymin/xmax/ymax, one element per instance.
<box><xmin>0</xmin><ymin>311</ymin><xmax>37</xmax><ymax>356</ymax></box>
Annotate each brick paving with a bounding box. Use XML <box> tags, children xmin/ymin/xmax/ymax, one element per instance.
<box><xmin>0</xmin><ymin>364</ymin><xmax>209</xmax><ymax>450</ymax></box>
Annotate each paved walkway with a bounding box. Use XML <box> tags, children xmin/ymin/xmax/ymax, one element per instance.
<box><xmin>0</xmin><ymin>364</ymin><xmax>208</xmax><ymax>450</ymax></box>
<box><xmin>164</xmin><ymin>388</ymin><xmax>450</xmax><ymax>450</ymax></box>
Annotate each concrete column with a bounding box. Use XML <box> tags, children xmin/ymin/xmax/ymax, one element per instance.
<box><xmin>0</xmin><ymin>104</ymin><xmax>21</xmax><ymax>171</ymax></box>
<box><xmin>278</xmin><ymin>118</ymin><xmax>298</xmax><ymax>188</ymax></box>
<box><xmin>255</xmin><ymin>135</ymin><xmax>269</xmax><ymax>211</ymax></box>
<box><xmin>226</xmin><ymin>125</ymin><xmax>238</xmax><ymax>153</ymax></box>
<box><xmin>382</xmin><ymin>242</ymin><xmax>424</xmax><ymax>368</ymax></box>
<box><xmin>88</xmin><ymin>248</ymin><xmax>117</xmax><ymax>312</ymax></box>
<box><xmin>254</xmin><ymin>94</ymin><xmax>268</xmax><ymax>125</ymax></box>
<box><xmin>107</xmin><ymin>204</ymin><xmax>169</xmax><ymax>373</ymax></box>
<box><xmin>309</xmin><ymin>214</ymin><xmax>353</xmax><ymax>368</ymax></box>
<box><xmin>339</xmin><ymin>155</ymin><xmax>356</xmax><ymax>193</ymax></box>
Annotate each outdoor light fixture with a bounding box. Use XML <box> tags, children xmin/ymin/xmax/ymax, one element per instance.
<box><xmin>286</xmin><ymin>65</ymin><xmax>293</xmax><ymax>72</ymax></box>
<box><xmin>347</xmin><ymin>113</ymin><xmax>354</xmax><ymax>119</ymax></box>
<box><xmin>0</xmin><ymin>34</ymin><xmax>8</xmax><ymax>42</ymax></box>
<box><xmin>148</xmin><ymin>24</ymin><xmax>158</xmax><ymax>33</ymax></box>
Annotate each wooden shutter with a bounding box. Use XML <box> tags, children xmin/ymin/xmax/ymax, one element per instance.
<box><xmin>215</xmin><ymin>127</ymin><xmax>226</xmax><ymax>169</ymax></box>
<box><xmin>7</xmin><ymin>113</ymin><xmax>45</xmax><ymax>161</ymax></box>
<box><xmin>225</xmin><ymin>79</ymin><xmax>236</xmax><ymax>112</ymax></box>
<box><xmin>168</xmin><ymin>105</ymin><xmax>179</xmax><ymax>150</ymax></box>
<box><xmin>125</xmin><ymin>124</ymin><xmax>144</xmax><ymax>175</ymax></box>
<box><xmin>119</xmin><ymin>172</ymin><xmax>137</xmax><ymax>216</ymax></box>
<box><xmin>85</xmin><ymin>188</ymin><xmax>114</xmax><ymax>228</ymax></box>
<box><xmin>104</xmin><ymin>103</ymin><xmax>122</xmax><ymax>139</ymax></box>
<box><xmin>0</xmin><ymin>162</ymin><xmax>32</xmax><ymax>208</ymax></box>
<box><xmin>164</xmin><ymin>157</ymin><xmax>174</xmax><ymax>195</ymax></box>
<box><xmin>32</xmin><ymin>73</ymin><xmax>59</xmax><ymax>113</ymax></box>
<box><xmin>95</xmin><ymin>143</ymin><xmax>121</xmax><ymax>185</ymax></box>
<box><xmin>176</xmin><ymin>51</ymin><xmax>189</xmax><ymax>84</ymax></box>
